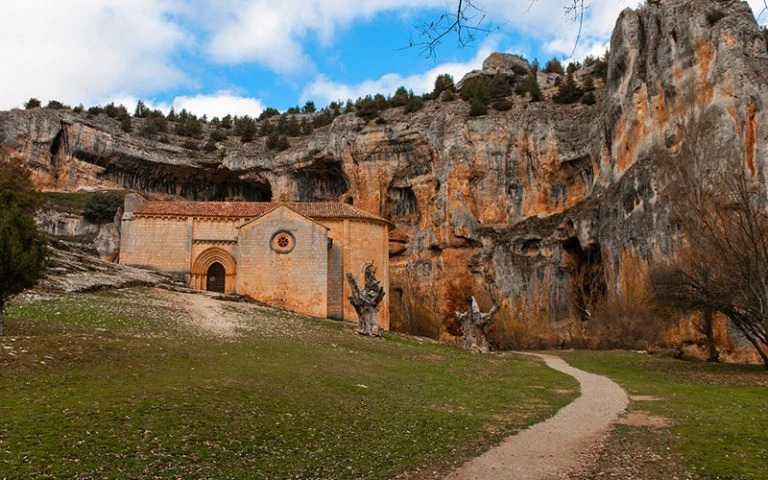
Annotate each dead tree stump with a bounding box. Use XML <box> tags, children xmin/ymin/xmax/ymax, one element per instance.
<box><xmin>347</xmin><ymin>262</ymin><xmax>386</xmax><ymax>336</ymax></box>
<box><xmin>455</xmin><ymin>296</ymin><xmax>499</xmax><ymax>353</ymax></box>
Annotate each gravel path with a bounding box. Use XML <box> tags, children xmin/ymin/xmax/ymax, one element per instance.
<box><xmin>444</xmin><ymin>353</ymin><xmax>628</xmax><ymax>480</ymax></box>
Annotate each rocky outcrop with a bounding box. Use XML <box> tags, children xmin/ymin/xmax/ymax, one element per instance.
<box><xmin>3</xmin><ymin>0</ymin><xmax>767</xmax><ymax>354</ymax></box>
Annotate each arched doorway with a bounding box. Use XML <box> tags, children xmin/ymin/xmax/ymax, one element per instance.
<box><xmin>206</xmin><ymin>262</ymin><xmax>226</xmax><ymax>293</ymax></box>
<box><xmin>190</xmin><ymin>247</ymin><xmax>237</xmax><ymax>294</ymax></box>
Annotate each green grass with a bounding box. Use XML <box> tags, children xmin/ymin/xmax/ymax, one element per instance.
<box><xmin>0</xmin><ymin>288</ymin><xmax>578</xmax><ymax>479</ymax></box>
<box><xmin>560</xmin><ymin>351</ymin><xmax>768</xmax><ymax>480</ymax></box>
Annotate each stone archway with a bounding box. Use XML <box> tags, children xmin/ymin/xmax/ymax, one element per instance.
<box><xmin>190</xmin><ymin>248</ymin><xmax>237</xmax><ymax>294</ymax></box>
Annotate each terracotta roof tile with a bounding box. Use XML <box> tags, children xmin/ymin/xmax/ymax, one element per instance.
<box><xmin>134</xmin><ymin>201</ymin><xmax>390</xmax><ymax>224</ymax></box>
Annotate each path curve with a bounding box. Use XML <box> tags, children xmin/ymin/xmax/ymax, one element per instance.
<box><xmin>444</xmin><ymin>353</ymin><xmax>628</xmax><ymax>480</ymax></box>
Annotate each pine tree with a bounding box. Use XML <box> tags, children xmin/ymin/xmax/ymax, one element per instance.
<box><xmin>0</xmin><ymin>158</ymin><xmax>46</xmax><ymax>335</ymax></box>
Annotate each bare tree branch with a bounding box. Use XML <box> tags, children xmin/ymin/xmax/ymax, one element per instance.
<box><xmin>410</xmin><ymin>0</ymin><xmax>587</xmax><ymax>59</ymax></box>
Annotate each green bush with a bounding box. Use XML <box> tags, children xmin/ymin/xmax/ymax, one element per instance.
<box><xmin>581</xmin><ymin>92</ymin><xmax>597</xmax><ymax>105</ymax></box>
<box><xmin>210</xmin><ymin>129</ymin><xmax>227</xmax><ymax>142</ymax></box>
<box><xmin>266</xmin><ymin>133</ymin><xmax>289</xmax><ymax>151</ymax></box>
<box><xmin>259</xmin><ymin>108</ymin><xmax>279</xmax><ymax>121</ymax></box>
<box><xmin>174</xmin><ymin>111</ymin><xmax>203</xmax><ymax>138</ymax></box>
<box><xmin>492</xmin><ymin>100</ymin><xmax>513</xmax><ymax>111</ymax></box>
<box><xmin>404</xmin><ymin>96</ymin><xmax>424</xmax><ymax>114</ymax></box>
<box><xmin>553</xmin><ymin>73</ymin><xmax>584</xmax><ymax>104</ymax></box>
<box><xmin>460</xmin><ymin>76</ymin><xmax>492</xmax><ymax>104</ymax></box>
<box><xmin>469</xmin><ymin>98</ymin><xmax>488</xmax><ymax>117</ymax></box>
<box><xmin>119</xmin><ymin>115</ymin><xmax>132</xmax><ymax>133</ymax></box>
<box><xmin>24</xmin><ymin>98</ymin><xmax>41</xmax><ymax>109</ymax></box>
<box><xmin>140</xmin><ymin>116</ymin><xmax>167</xmax><ymax>137</ymax></box>
<box><xmin>83</xmin><ymin>192</ymin><xmax>124</xmax><ymax>224</ymax></box>
<box><xmin>46</xmin><ymin>100</ymin><xmax>66</xmax><ymax>110</ymax></box>
<box><xmin>432</xmin><ymin>74</ymin><xmax>455</xmax><ymax>98</ymax></box>
<box><xmin>544</xmin><ymin>58</ymin><xmax>564</xmax><ymax>75</ymax></box>
<box><xmin>302</xmin><ymin>101</ymin><xmax>316</xmax><ymax>114</ymax></box>
<box><xmin>441</xmin><ymin>90</ymin><xmax>457</xmax><ymax>102</ymax></box>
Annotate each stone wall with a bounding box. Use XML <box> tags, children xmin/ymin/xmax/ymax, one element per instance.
<box><xmin>237</xmin><ymin>207</ymin><xmax>329</xmax><ymax>318</ymax></box>
<box><xmin>323</xmin><ymin>219</ymin><xmax>390</xmax><ymax>330</ymax></box>
<box><xmin>119</xmin><ymin>216</ymin><xmax>191</xmax><ymax>277</ymax></box>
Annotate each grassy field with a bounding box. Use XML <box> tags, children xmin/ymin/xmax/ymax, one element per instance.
<box><xmin>561</xmin><ymin>351</ymin><xmax>768</xmax><ymax>480</ymax></box>
<box><xmin>0</xmin><ymin>288</ymin><xmax>577</xmax><ymax>480</ymax></box>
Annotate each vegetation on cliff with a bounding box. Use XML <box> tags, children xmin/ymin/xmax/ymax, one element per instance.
<box><xmin>0</xmin><ymin>158</ymin><xmax>46</xmax><ymax>335</ymax></box>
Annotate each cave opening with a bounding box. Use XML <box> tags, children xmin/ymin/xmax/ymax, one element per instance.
<box><xmin>50</xmin><ymin>129</ymin><xmax>65</xmax><ymax>156</ymax></box>
<box><xmin>563</xmin><ymin>236</ymin><xmax>606</xmax><ymax>321</ymax></box>
<box><xmin>385</xmin><ymin>186</ymin><xmax>419</xmax><ymax>220</ymax></box>
<box><xmin>295</xmin><ymin>161</ymin><xmax>350</xmax><ymax>202</ymax></box>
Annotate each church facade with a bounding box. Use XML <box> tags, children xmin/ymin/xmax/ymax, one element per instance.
<box><xmin>119</xmin><ymin>194</ymin><xmax>391</xmax><ymax>328</ymax></box>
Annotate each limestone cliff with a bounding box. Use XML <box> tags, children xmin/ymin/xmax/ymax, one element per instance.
<box><xmin>2</xmin><ymin>0</ymin><xmax>767</xmax><ymax>353</ymax></box>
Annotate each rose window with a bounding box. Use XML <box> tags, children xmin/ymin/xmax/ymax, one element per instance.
<box><xmin>271</xmin><ymin>230</ymin><xmax>295</xmax><ymax>253</ymax></box>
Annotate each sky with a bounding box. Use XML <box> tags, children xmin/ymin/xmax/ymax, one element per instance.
<box><xmin>1</xmin><ymin>0</ymin><xmax>767</xmax><ymax>118</ymax></box>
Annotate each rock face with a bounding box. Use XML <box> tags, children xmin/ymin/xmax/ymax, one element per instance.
<box><xmin>2</xmin><ymin>0</ymin><xmax>767</xmax><ymax>353</ymax></box>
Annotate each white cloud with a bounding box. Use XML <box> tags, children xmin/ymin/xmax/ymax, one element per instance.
<box><xmin>301</xmin><ymin>40</ymin><xmax>496</xmax><ymax>106</ymax></box>
<box><xmin>99</xmin><ymin>92</ymin><xmax>265</xmax><ymax>119</ymax></box>
<box><xmin>0</xmin><ymin>0</ymin><xmax>188</xmax><ymax>110</ymax></box>
<box><xmin>747</xmin><ymin>0</ymin><xmax>768</xmax><ymax>24</ymax></box>
<box><xmin>205</xmin><ymin>0</ymin><xmax>448</xmax><ymax>72</ymax></box>
<box><xmin>171</xmin><ymin>92</ymin><xmax>265</xmax><ymax>118</ymax></box>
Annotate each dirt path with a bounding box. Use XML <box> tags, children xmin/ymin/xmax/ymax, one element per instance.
<box><xmin>153</xmin><ymin>289</ymin><xmax>244</xmax><ymax>338</ymax></box>
<box><xmin>444</xmin><ymin>353</ymin><xmax>628</xmax><ymax>480</ymax></box>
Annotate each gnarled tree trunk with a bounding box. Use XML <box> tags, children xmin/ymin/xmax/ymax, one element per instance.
<box><xmin>347</xmin><ymin>263</ymin><xmax>386</xmax><ymax>336</ymax></box>
<box><xmin>455</xmin><ymin>296</ymin><xmax>499</xmax><ymax>353</ymax></box>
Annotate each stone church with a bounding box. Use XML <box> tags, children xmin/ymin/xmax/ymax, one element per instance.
<box><xmin>119</xmin><ymin>194</ymin><xmax>391</xmax><ymax>328</ymax></box>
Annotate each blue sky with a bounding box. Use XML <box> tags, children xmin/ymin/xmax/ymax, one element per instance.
<box><xmin>1</xmin><ymin>0</ymin><xmax>766</xmax><ymax>118</ymax></box>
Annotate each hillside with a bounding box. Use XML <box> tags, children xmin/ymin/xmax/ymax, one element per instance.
<box><xmin>0</xmin><ymin>286</ymin><xmax>576</xmax><ymax>479</ymax></box>
<box><xmin>2</xmin><ymin>0</ymin><xmax>768</xmax><ymax>352</ymax></box>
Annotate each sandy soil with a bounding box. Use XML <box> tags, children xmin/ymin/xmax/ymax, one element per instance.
<box><xmin>443</xmin><ymin>353</ymin><xmax>628</xmax><ymax>480</ymax></box>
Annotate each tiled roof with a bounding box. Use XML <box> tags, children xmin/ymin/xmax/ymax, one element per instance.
<box><xmin>134</xmin><ymin>201</ymin><xmax>390</xmax><ymax>224</ymax></box>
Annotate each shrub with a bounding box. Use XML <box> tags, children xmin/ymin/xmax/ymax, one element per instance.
<box><xmin>553</xmin><ymin>73</ymin><xmax>584</xmax><ymax>104</ymax></box>
<box><xmin>432</xmin><ymin>74</ymin><xmax>455</xmax><ymax>98</ymax></box>
<box><xmin>581</xmin><ymin>92</ymin><xmax>597</xmax><ymax>105</ymax></box>
<box><xmin>259</xmin><ymin>108</ymin><xmax>279</xmax><ymax>120</ymax></box>
<box><xmin>46</xmin><ymin>100</ymin><xmax>66</xmax><ymax>110</ymax></box>
<box><xmin>83</xmin><ymin>192</ymin><xmax>124</xmax><ymax>224</ymax></box>
<box><xmin>119</xmin><ymin>115</ymin><xmax>132</xmax><ymax>132</ymax></box>
<box><xmin>403</xmin><ymin>96</ymin><xmax>424</xmax><ymax>114</ymax></box>
<box><xmin>166</xmin><ymin>108</ymin><xmax>178</xmax><ymax>122</ymax></box>
<box><xmin>302</xmin><ymin>101</ymin><xmax>316</xmax><ymax>114</ymax></box>
<box><xmin>492</xmin><ymin>100</ymin><xmax>513</xmax><ymax>111</ymax></box>
<box><xmin>266</xmin><ymin>133</ymin><xmax>289</xmax><ymax>151</ymax></box>
<box><xmin>440</xmin><ymin>90</ymin><xmax>457</xmax><ymax>102</ymax></box>
<box><xmin>73</xmin><ymin>104</ymin><xmax>84</xmax><ymax>114</ymax></box>
<box><xmin>204</xmin><ymin>138</ymin><xmax>217</xmax><ymax>153</ymax></box>
<box><xmin>234</xmin><ymin>116</ymin><xmax>256</xmax><ymax>142</ymax></box>
<box><xmin>134</xmin><ymin>100</ymin><xmax>151</xmax><ymax>118</ymax></box>
<box><xmin>391</xmin><ymin>86</ymin><xmax>410</xmax><ymax>107</ymax></box>
<box><xmin>220</xmin><ymin>114</ymin><xmax>233</xmax><ymax>129</ymax></box>
<box><xmin>544</xmin><ymin>58</ymin><xmax>564</xmax><ymax>75</ymax></box>
<box><xmin>182</xmin><ymin>139</ymin><xmax>199</xmax><ymax>150</ymax></box>
<box><xmin>509</xmin><ymin>64</ymin><xmax>528</xmax><ymax>76</ymax></box>
<box><xmin>460</xmin><ymin>76</ymin><xmax>492</xmax><ymax>104</ymax></box>
<box><xmin>210</xmin><ymin>129</ymin><xmax>227</xmax><ymax>142</ymax></box>
<box><xmin>140</xmin><ymin>116</ymin><xmax>167</xmax><ymax>137</ymax></box>
<box><xmin>469</xmin><ymin>98</ymin><xmax>488</xmax><ymax>117</ymax></box>
<box><xmin>582</xmin><ymin>75</ymin><xmax>595</xmax><ymax>92</ymax></box>
<box><xmin>489</xmin><ymin>73</ymin><xmax>512</xmax><ymax>99</ymax></box>
<box><xmin>584</xmin><ymin>53</ymin><xmax>609</xmax><ymax>81</ymax></box>
<box><xmin>24</xmin><ymin>98</ymin><xmax>41</xmax><ymax>109</ymax></box>
<box><xmin>174</xmin><ymin>110</ymin><xmax>203</xmax><ymax>137</ymax></box>
<box><xmin>355</xmin><ymin>95</ymin><xmax>380</xmax><ymax>120</ymax></box>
